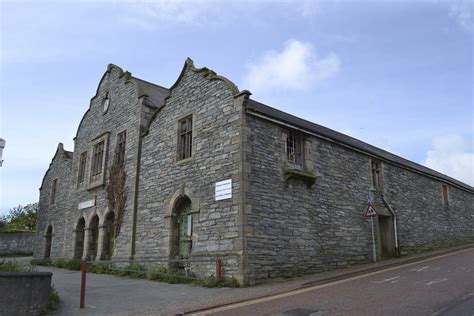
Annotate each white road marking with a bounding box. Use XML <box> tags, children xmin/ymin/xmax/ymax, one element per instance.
<box><xmin>426</xmin><ymin>278</ymin><xmax>448</xmax><ymax>286</ymax></box>
<box><xmin>373</xmin><ymin>276</ymin><xmax>400</xmax><ymax>284</ymax></box>
<box><xmin>410</xmin><ymin>266</ymin><xmax>430</xmax><ymax>272</ymax></box>
<box><xmin>192</xmin><ymin>248</ymin><xmax>473</xmax><ymax>315</ymax></box>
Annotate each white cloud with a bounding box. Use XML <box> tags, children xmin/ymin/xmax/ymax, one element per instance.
<box><xmin>449</xmin><ymin>0</ymin><xmax>473</xmax><ymax>32</ymax></box>
<box><xmin>124</xmin><ymin>0</ymin><xmax>215</xmax><ymax>27</ymax></box>
<box><xmin>423</xmin><ymin>134</ymin><xmax>474</xmax><ymax>186</ymax></box>
<box><xmin>243</xmin><ymin>39</ymin><xmax>341</xmax><ymax>94</ymax></box>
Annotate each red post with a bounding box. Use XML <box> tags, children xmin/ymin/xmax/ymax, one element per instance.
<box><xmin>80</xmin><ymin>260</ymin><xmax>87</xmax><ymax>309</ymax></box>
<box><xmin>216</xmin><ymin>258</ymin><xmax>222</xmax><ymax>286</ymax></box>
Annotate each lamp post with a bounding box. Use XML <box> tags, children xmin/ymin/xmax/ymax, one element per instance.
<box><xmin>0</xmin><ymin>138</ymin><xmax>5</xmax><ymax>167</ymax></box>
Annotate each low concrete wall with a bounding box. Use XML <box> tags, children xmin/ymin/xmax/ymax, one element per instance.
<box><xmin>0</xmin><ymin>232</ymin><xmax>35</xmax><ymax>255</ymax></box>
<box><xmin>0</xmin><ymin>272</ymin><xmax>52</xmax><ymax>316</ymax></box>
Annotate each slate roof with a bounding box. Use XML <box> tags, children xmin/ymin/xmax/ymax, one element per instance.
<box><xmin>130</xmin><ymin>77</ymin><xmax>169</xmax><ymax>109</ymax></box>
<box><xmin>247</xmin><ymin>98</ymin><xmax>473</xmax><ymax>192</ymax></box>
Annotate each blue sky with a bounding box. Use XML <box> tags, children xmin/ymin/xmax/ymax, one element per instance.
<box><xmin>0</xmin><ymin>0</ymin><xmax>472</xmax><ymax>215</ymax></box>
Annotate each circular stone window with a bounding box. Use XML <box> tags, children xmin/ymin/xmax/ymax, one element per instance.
<box><xmin>103</xmin><ymin>94</ymin><xmax>110</xmax><ymax>113</ymax></box>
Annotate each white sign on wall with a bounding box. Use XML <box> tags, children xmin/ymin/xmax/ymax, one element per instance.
<box><xmin>215</xmin><ymin>179</ymin><xmax>232</xmax><ymax>201</ymax></box>
<box><xmin>78</xmin><ymin>199</ymin><xmax>96</xmax><ymax>210</ymax></box>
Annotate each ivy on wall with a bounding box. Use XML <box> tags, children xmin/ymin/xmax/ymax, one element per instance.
<box><xmin>106</xmin><ymin>159</ymin><xmax>126</xmax><ymax>238</ymax></box>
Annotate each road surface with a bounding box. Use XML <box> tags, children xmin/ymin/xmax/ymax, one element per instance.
<box><xmin>199</xmin><ymin>248</ymin><xmax>474</xmax><ymax>315</ymax></box>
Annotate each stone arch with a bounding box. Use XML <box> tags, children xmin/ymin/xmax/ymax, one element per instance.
<box><xmin>44</xmin><ymin>225</ymin><xmax>53</xmax><ymax>259</ymax></box>
<box><xmin>88</xmin><ymin>214</ymin><xmax>100</xmax><ymax>260</ymax></box>
<box><xmin>74</xmin><ymin>217</ymin><xmax>86</xmax><ymax>259</ymax></box>
<box><xmin>169</xmin><ymin>196</ymin><xmax>193</xmax><ymax>261</ymax></box>
<box><xmin>166</xmin><ymin>185</ymin><xmax>199</xmax><ymax>217</ymax></box>
<box><xmin>101</xmin><ymin>211</ymin><xmax>115</xmax><ymax>260</ymax></box>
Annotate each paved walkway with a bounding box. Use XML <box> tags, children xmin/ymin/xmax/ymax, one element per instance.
<box><xmin>5</xmin><ymin>244</ymin><xmax>474</xmax><ymax>315</ymax></box>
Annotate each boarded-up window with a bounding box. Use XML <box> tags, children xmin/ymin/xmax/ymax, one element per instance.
<box><xmin>442</xmin><ymin>184</ymin><xmax>449</xmax><ymax>206</ymax></box>
<box><xmin>115</xmin><ymin>131</ymin><xmax>126</xmax><ymax>165</ymax></box>
<box><xmin>371</xmin><ymin>159</ymin><xmax>383</xmax><ymax>189</ymax></box>
<box><xmin>50</xmin><ymin>179</ymin><xmax>58</xmax><ymax>205</ymax></box>
<box><xmin>283</xmin><ymin>129</ymin><xmax>303</xmax><ymax>169</ymax></box>
<box><xmin>178</xmin><ymin>115</ymin><xmax>193</xmax><ymax>161</ymax></box>
<box><xmin>78</xmin><ymin>151</ymin><xmax>87</xmax><ymax>186</ymax></box>
<box><xmin>91</xmin><ymin>141</ymin><xmax>105</xmax><ymax>178</ymax></box>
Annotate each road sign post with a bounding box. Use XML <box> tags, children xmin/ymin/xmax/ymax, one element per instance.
<box><xmin>365</xmin><ymin>203</ymin><xmax>378</xmax><ymax>263</ymax></box>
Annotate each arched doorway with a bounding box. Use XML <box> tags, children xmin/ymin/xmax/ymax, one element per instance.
<box><xmin>44</xmin><ymin>225</ymin><xmax>52</xmax><ymax>259</ymax></box>
<box><xmin>74</xmin><ymin>218</ymin><xmax>85</xmax><ymax>259</ymax></box>
<box><xmin>89</xmin><ymin>215</ymin><xmax>99</xmax><ymax>260</ymax></box>
<box><xmin>170</xmin><ymin>197</ymin><xmax>193</xmax><ymax>261</ymax></box>
<box><xmin>101</xmin><ymin>212</ymin><xmax>115</xmax><ymax>260</ymax></box>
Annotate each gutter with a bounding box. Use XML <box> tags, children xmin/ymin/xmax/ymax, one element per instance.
<box><xmin>382</xmin><ymin>195</ymin><xmax>400</xmax><ymax>257</ymax></box>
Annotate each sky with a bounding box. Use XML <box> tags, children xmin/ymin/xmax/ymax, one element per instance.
<box><xmin>0</xmin><ymin>0</ymin><xmax>472</xmax><ymax>215</ymax></box>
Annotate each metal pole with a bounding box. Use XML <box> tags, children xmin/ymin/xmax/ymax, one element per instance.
<box><xmin>80</xmin><ymin>260</ymin><xmax>87</xmax><ymax>309</ymax></box>
<box><xmin>370</xmin><ymin>216</ymin><xmax>377</xmax><ymax>263</ymax></box>
<box><xmin>216</xmin><ymin>258</ymin><xmax>222</xmax><ymax>286</ymax></box>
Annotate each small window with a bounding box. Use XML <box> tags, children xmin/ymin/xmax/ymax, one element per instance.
<box><xmin>78</xmin><ymin>151</ymin><xmax>87</xmax><ymax>186</ymax></box>
<box><xmin>50</xmin><ymin>179</ymin><xmax>58</xmax><ymax>205</ymax></box>
<box><xmin>115</xmin><ymin>131</ymin><xmax>126</xmax><ymax>165</ymax></box>
<box><xmin>370</xmin><ymin>159</ymin><xmax>383</xmax><ymax>189</ymax></box>
<box><xmin>103</xmin><ymin>93</ymin><xmax>110</xmax><ymax>113</ymax></box>
<box><xmin>177</xmin><ymin>115</ymin><xmax>193</xmax><ymax>161</ymax></box>
<box><xmin>91</xmin><ymin>141</ymin><xmax>105</xmax><ymax>179</ymax></box>
<box><xmin>442</xmin><ymin>184</ymin><xmax>449</xmax><ymax>206</ymax></box>
<box><xmin>283</xmin><ymin>129</ymin><xmax>303</xmax><ymax>170</ymax></box>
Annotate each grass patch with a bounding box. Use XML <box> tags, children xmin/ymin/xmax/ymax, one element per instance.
<box><xmin>0</xmin><ymin>259</ymin><xmax>36</xmax><ymax>272</ymax></box>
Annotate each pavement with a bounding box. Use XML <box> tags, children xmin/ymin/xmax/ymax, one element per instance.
<box><xmin>4</xmin><ymin>244</ymin><xmax>473</xmax><ymax>315</ymax></box>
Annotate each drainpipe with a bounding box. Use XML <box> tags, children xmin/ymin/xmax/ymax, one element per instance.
<box><xmin>382</xmin><ymin>195</ymin><xmax>400</xmax><ymax>257</ymax></box>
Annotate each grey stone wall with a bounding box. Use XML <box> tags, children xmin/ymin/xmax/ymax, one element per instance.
<box><xmin>0</xmin><ymin>232</ymin><xmax>35</xmax><ymax>255</ymax></box>
<box><xmin>66</xmin><ymin>65</ymin><xmax>142</xmax><ymax>260</ymax></box>
<box><xmin>383</xmin><ymin>163</ymin><xmax>474</xmax><ymax>254</ymax></box>
<box><xmin>34</xmin><ymin>144</ymin><xmax>72</xmax><ymax>259</ymax></box>
<box><xmin>0</xmin><ymin>272</ymin><xmax>52</xmax><ymax>316</ymax></box>
<box><xmin>244</xmin><ymin>113</ymin><xmax>474</xmax><ymax>283</ymax></box>
<box><xmin>136</xmin><ymin>62</ymin><xmax>244</xmax><ymax>281</ymax></box>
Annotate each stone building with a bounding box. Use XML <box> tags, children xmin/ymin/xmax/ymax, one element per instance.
<box><xmin>35</xmin><ymin>58</ymin><xmax>474</xmax><ymax>285</ymax></box>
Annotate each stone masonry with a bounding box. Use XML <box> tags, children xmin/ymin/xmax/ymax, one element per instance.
<box><xmin>35</xmin><ymin>58</ymin><xmax>474</xmax><ymax>285</ymax></box>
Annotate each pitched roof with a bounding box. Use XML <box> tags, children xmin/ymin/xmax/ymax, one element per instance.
<box><xmin>129</xmin><ymin>76</ymin><xmax>169</xmax><ymax>109</ymax></box>
<box><xmin>246</xmin><ymin>98</ymin><xmax>473</xmax><ymax>192</ymax></box>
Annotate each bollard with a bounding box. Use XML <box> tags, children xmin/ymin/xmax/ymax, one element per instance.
<box><xmin>215</xmin><ymin>258</ymin><xmax>222</xmax><ymax>286</ymax></box>
<box><xmin>80</xmin><ymin>260</ymin><xmax>88</xmax><ymax>309</ymax></box>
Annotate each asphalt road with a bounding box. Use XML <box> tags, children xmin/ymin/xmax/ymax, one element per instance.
<box><xmin>200</xmin><ymin>248</ymin><xmax>474</xmax><ymax>316</ymax></box>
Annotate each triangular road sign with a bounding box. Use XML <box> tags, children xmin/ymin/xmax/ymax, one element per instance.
<box><xmin>365</xmin><ymin>203</ymin><xmax>378</xmax><ymax>218</ymax></box>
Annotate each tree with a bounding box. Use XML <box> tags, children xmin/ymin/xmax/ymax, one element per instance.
<box><xmin>1</xmin><ymin>203</ymin><xmax>38</xmax><ymax>231</ymax></box>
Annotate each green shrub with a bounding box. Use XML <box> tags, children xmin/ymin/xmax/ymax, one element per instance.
<box><xmin>64</xmin><ymin>259</ymin><xmax>82</xmax><ymax>271</ymax></box>
<box><xmin>147</xmin><ymin>265</ymin><xmax>168</xmax><ymax>281</ymax></box>
<box><xmin>222</xmin><ymin>277</ymin><xmax>241</xmax><ymax>288</ymax></box>
<box><xmin>0</xmin><ymin>259</ymin><xmax>36</xmax><ymax>272</ymax></box>
<box><xmin>200</xmin><ymin>275</ymin><xmax>216</xmax><ymax>288</ymax></box>
<box><xmin>47</xmin><ymin>285</ymin><xmax>59</xmax><ymax>310</ymax></box>
<box><xmin>53</xmin><ymin>259</ymin><xmax>67</xmax><ymax>269</ymax></box>
<box><xmin>31</xmin><ymin>258</ymin><xmax>52</xmax><ymax>266</ymax></box>
<box><xmin>127</xmin><ymin>263</ymin><xmax>147</xmax><ymax>279</ymax></box>
<box><xmin>88</xmin><ymin>263</ymin><xmax>110</xmax><ymax>274</ymax></box>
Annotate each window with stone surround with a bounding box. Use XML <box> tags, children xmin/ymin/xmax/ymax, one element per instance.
<box><xmin>177</xmin><ymin>115</ymin><xmax>193</xmax><ymax>161</ymax></box>
<box><xmin>442</xmin><ymin>184</ymin><xmax>449</xmax><ymax>207</ymax></box>
<box><xmin>283</xmin><ymin>129</ymin><xmax>303</xmax><ymax>170</ymax></box>
<box><xmin>115</xmin><ymin>130</ymin><xmax>126</xmax><ymax>165</ymax></box>
<box><xmin>77</xmin><ymin>151</ymin><xmax>87</xmax><ymax>187</ymax></box>
<box><xmin>50</xmin><ymin>178</ymin><xmax>58</xmax><ymax>205</ymax></box>
<box><xmin>91</xmin><ymin>141</ymin><xmax>105</xmax><ymax>178</ymax></box>
<box><xmin>370</xmin><ymin>159</ymin><xmax>383</xmax><ymax>190</ymax></box>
